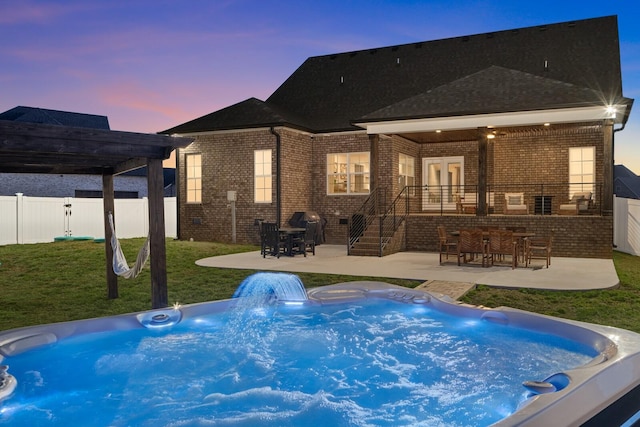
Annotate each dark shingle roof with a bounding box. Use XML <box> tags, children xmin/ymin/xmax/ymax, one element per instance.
<box><xmin>0</xmin><ymin>106</ymin><xmax>110</xmax><ymax>129</ymax></box>
<box><xmin>163</xmin><ymin>15</ymin><xmax>627</xmax><ymax>134</ymax></box>
<box><xmin>162</xmin><ymin>97</ymin><xmax>314</xmax><ymax>134</ymax></box>
<box><xmin>359</xmin><ymin>66</ymin><xmax>630</xmax><ymax>121</ymax></box>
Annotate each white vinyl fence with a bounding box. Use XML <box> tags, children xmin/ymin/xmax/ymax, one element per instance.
<box><xmin>0</xmin><ymin>194</ymin><xmax>177</xmax><ymax>246</ymax></box>
<box><xmin>614</xmin><ymin>196</ymin><xmax>640</xmax><ymax>256</ymax></box>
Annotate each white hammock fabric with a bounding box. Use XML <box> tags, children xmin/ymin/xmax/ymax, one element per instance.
<box><xmin>108</xmin><ymin>213</ymin><xmax>150</xmax><ymax>279</ymax></box>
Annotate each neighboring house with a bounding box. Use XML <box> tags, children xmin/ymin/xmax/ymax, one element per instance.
<box><xmin>614</xmin><ymin>165</ymin><xmax>640</xmax><ymax>199</ymax></box>
<box><xmin>163</xmin><ymin>15</ymin><xmax>633</xmax><ymax>258</ymax></box>
<box><xmin>0</xmin><ymin>106</ymin><xmax>176</xmax><ymax>198</ymax></box>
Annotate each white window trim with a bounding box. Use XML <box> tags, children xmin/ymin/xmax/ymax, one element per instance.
<box><xmin>185</xmin><ymin>153</ymin><xmax>202</xmax><ymax>204</ymax></box>
<box><xmin>326</xmin><ymin>152</ymin><xmax>370</xmax><ymax>195</ymax></box>
<box><xmin>569</xmin><ymin>146</ymin><xmax>596</xmax><ymax>199</ymax></box>
<box><xmin>399</xmin><ymin>153</ymin><xmax>416</xmax><ymax>196</ymax></box>
<box><xmin>254</xmin><ymin>149</ymin><xmax>272</xmax><ymax>203</ymax></box>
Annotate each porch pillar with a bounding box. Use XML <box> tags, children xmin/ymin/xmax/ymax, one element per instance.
<box><xmin>602</xmin><ymin>119</ymin><xmax>614</xmax><ymax>216</ymax></box>
<box><xmin>369</xmin><ymin>134</ymin><xmax>380</xmax><ymax>213</ymax></box>
<box><xmin>477</xmin><ymin>128</ymin><xmax>488</xmax><ymax>216</ymax></box>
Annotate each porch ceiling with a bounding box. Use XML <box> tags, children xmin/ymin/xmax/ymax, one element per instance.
<box><xmin>397</xmin><ymin>122</ymin><xmax>590</xmax><ymax>144</ymax></box>
<box><xmin>358</xmin><ymin>104</ymin><xmax>622</xmax><ymax>138</ymax></box>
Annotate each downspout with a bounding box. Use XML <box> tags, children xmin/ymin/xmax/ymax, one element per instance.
<box><xmin>270</xmin><ymin>127</ymin><xmax>282</xmax><ymax>227</ymax></box>
<box><xmin>175</xmin><ymin>148</ymin><xmax>181</xmax><ymax>240</ymax></box>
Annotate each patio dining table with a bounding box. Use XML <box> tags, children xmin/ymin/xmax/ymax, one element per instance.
<box><xmin>450</xmin><ymin>229</ymin><xmax>535</xmax><ymax>265</ymax></box>
<box><xmin>279</xmin><ymin>227</ymin><xmax>306</xmax><ymax>256</ymax></box>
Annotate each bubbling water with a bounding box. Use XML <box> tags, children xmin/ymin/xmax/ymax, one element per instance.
<box><xmin>232</xmin><ymin>272</ymin><xmax>308</xmax><ymax>304</ymax></box>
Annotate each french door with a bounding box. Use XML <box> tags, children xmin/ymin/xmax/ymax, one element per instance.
<box><xmin>422</xmin><ymin>156</ymin><xmax>464</xmax><ymax>210</ymax></box>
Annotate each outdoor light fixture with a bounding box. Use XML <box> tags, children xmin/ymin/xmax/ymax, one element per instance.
<box><xmin>605</xmin><ymin>105</ymin><xmax>617</xmax><ymax>119</ymax></box>
<box><xmin>486</xmin><ymin>133</ymin><xmax>496</xmax><ymax>139</ymax></box>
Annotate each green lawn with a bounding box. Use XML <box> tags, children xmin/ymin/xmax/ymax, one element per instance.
<box><xmin>0</xmin><ymin>239</ymin><xmax>421</xmax><ymax>331</ymax></box>
<box><xmin>0</xmin><ymin>239</ymin><xmax>638</xmax><ymax>333</ymax></box>
<box><xmin>461</xmin><ymin>250</ymin><xmax>640</xmax><ymax>332</ymax></box>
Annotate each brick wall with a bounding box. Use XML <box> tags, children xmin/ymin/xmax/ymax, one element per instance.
<box><xmin>406</xmin><ymin>215</ymin><xmax>612</xmax><ymax>258</ymax></box>
<box><xmin>311</xmin><ymin>132</ymin><xmax>372</xmax><ymax>243</ymax></box>
<box><xmin>177</xmin><ymin>122</ymin><xmax>611</xmax><ymax>257</ymax></box>
<box><xmin>279</xmin><ymin>128</ymin><xmax>314</xmax><ymax>224</ymax></box>
<box><xmin>178</xmin><ymin>129</ymin><xmax>278</xmax><ymax>244</ymax></box>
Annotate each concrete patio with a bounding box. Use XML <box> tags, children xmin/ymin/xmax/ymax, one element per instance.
<box><xmin>196</xmin><ymin>244</ymin><xmax>620</xmax><ymax>299</ymax></box>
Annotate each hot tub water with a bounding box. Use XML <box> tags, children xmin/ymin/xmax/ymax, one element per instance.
<box><xmin>0</xmin><ymin>272</ymin><xmax>637</xmax><ymax>426</ymax></box>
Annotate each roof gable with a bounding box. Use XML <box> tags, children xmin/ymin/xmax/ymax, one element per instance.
<box><xmin>162</xmin><ymin>97</ymin><xmax>313</xmax><ymax>134</ymax></box>
<box><xmin>359</xmin><ymin>66</ymin><xmax>628</xmax><ymax>122</ymax></box>
<box><xmin>0</xmin><ymin>106</ymin><xmax>110</xmax><ymax>129</ymax></box>
<box><xmin>266</xmin><ymin>15</ymin><xmax>623</xmax><ymax>132</ymax></box>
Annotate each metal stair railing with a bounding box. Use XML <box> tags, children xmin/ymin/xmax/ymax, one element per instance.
<box><xmin>347</xmin><ymin>187</ymin><xmax>387</xmax><ymax>255</ymax></box>
<box><xmin>376</xmin><ymin>186</ymin><xmax>410</xmax><ymax>256</ymax></box>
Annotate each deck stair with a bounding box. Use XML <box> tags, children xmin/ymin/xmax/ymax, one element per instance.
<box><xmin>349</xmin><ymin>218</ymin><xmax>406</xmax><ymax>256</ymax></box>
<box><xmin>348</xmin><ymin>186</ymin><xmax>410</xmax><ymax>257</ymax></box>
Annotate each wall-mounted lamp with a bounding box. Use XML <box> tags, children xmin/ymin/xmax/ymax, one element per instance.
<box><xmin>605</xmin><ymin>105</ymin><xmax>617</xmax><ymax>119</ymax></box>
<box><xmin>486</xmin><ymin>133</ymin><xmax>496</xmax><ymax>139</ymax></box>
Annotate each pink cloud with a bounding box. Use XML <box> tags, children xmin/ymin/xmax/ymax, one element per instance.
<box><xmin>0</xmin><ymin>1</ymin><xmax>105</xmax><ymax>24</ymax></box>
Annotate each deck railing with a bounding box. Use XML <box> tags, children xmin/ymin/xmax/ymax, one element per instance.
<box><xmin>347</xmin><ymin>187</ymin><xmax>388</xmax><ymax>254</ymax></box>
<box><xmin>406</xmin><ymin>182</ymin><xmax>603</xmax><ymax>216</ymax></box>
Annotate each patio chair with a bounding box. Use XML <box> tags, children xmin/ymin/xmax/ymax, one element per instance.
<box><xmin>437</xmin><ymin>225</ymin><xmax>457</xmax><ymax>264</ymax></box>
<box><xmin>487</xmin><ymin>229</ymin><xmax>518</xmax><ymax>269</ymax></box>
<box><xmin>457</xmin><ymin>229</ymin><xmax>488</xmax><ymax>267</ymax></box>
<box><xmin>559</xmin><ymin>192</ymin><xmax>593</xmax><ymax>215</ymax></box>
<box><xmin>294</xmin><ymin>221</ymin><xmax>317</xmax><ymax>257</ymax></box>
<box><xmin>261</xmin><ymin>222</ymin><xmax>285</xmax><ymax>258</ymax></box>
<box><xmin>526</xmin><ymin>232</ymin><xmax>554</xmax><ymax>268</ymax></box>
<box><xmin>504</xmin><ymin>193</ymin><xmax>528</xmax><ymax>215</ymax></box>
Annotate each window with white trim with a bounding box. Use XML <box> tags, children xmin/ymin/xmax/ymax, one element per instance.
<box><xmin>254</xmin><ymin>149</ymin><xmax>272</xmax><ymax>203</ymax></box>
<box><xmin>185</xmin><ymin>153</ymin><xmax>202</xmax><ymax>203</ymax></box>
<box><xmin>327</xmin><ymin>152</ymin><xmax>370</xmax><ymax>195</ymax></box>
<box><xmin>569</xmin><ymin>146</ymin><xmax>595</xmax><ymax>197</ymax></box>
<box><xmin>399</xmin><ymin>153</ymin><xmax>416</xmax><ymax>195</ymax></box>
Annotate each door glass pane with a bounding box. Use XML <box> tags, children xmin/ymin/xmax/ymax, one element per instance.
<box><xmin>448</xmin><ymin>162</ymin><xmax>461</xmax><ymax>202</ymax></box>
<box><xmin>427</xmin><ymin>163</ymin><xmax>441</xmax><ymax>202</ymax></box>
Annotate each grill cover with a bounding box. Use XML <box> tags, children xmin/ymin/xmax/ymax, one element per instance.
<box><xmin>288</xmin><ymin>211</ymin><xmax>325</xmax><ymax>244</ymax></box>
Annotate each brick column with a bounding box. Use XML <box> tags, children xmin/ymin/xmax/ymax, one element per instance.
<box><xmin>477</xmin><ymin>128</ymin><xmax>488</xmax><ymax>216</ymax></box>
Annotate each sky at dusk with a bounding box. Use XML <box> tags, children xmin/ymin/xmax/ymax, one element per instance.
<box><xmin>2</xmin><ymin>0</ymin><xmax>640</xmax><ymax>173</ymax></box>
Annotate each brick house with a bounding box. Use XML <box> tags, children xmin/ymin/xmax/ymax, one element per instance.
<box><xmin>163</xmin><ymin>15</ymin><xmax>633</xmax><ymax>258</ymax></box>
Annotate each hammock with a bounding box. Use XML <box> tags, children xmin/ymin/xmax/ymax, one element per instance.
<box><xmin>108</xmin><ymin>213</ymin><xmax>150</xmax><ymax>279</ymax></box>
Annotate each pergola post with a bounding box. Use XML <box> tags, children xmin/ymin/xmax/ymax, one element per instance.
<box><xmin>147</xmin><ymin>158</ymin><xmax>168</xmax><ymax>308</ymax></box>
<box><xmin>102</xmin><ymin>173</ymin><xmax>118</xmax><ymax>299</ymax></box>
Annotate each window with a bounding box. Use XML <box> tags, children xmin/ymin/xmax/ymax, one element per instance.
<box><xmin>185</xmin><ymin>154</ymin><xmax>202</xmax><ymax>203</ymax></box>
<box><xmin>254</xmin><ymin>149</ymin><xmax>272</xmax><ymax>203</ymax></box>
<box><xmin>399</xmin><ymin>153</ymin><xmax>415</xmax><ymax>195</ymax></box>
<box><xmin>422</xmin><ymin>156</ymin><xmax>464</xmax><ymax>209</ymax></box>
<box><xmin>327</xmin><ymin>152</ymin><xmax>370</xmax><ymax>195</ymax></box>
<box><xmin>569</xmin><ymin>146</ymin><xmax>595</xmax><ymax>197</ymax></box>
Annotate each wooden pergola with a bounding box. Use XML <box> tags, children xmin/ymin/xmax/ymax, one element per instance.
<box><xmin>0</xmin><ymin>120</ymin><xmax>193</xmax><ymax>308</ymax></box>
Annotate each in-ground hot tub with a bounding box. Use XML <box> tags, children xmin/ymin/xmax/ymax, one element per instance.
<box><xmin>1</xmin><ymin>273</ymin><xmax>640</xmax><ymax>426</ymax></box>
